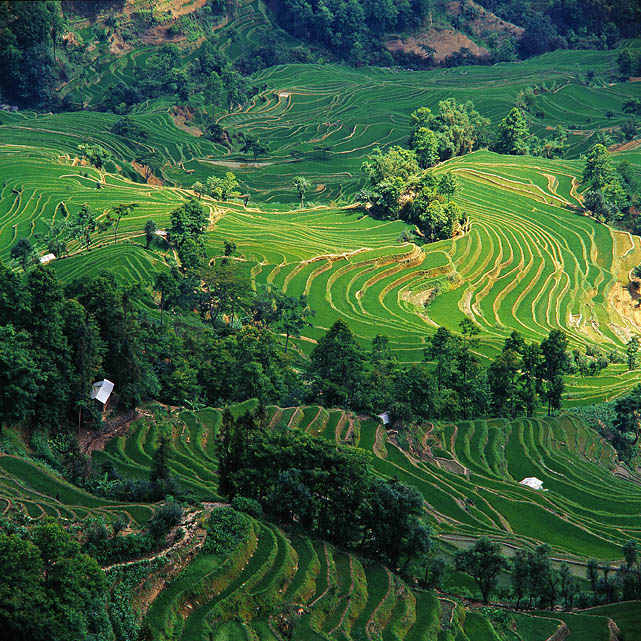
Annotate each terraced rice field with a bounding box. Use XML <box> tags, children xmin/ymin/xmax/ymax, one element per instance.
<box><xmin>2</xmin><ymin>137</ymin><xmax>641</xmax><ymax>402</ymax></box>
<box><xmin>89</xmin><ymin>402</ymin><xmax>641</xmax><ymax>562</ymax></box>
<box><xmin>0</xmin><ymin>453</ymin><xmax>154</xmax><ymax>525</ymax></box>
<box><xmin>3</xmin><ymin>34</ymin><xmax>639</xmax><ymax>201</ymax></box>
<box><xmin>3</xmin><ymin>401</ymin><xmax>639</xmax><ymax>638</ymax></box>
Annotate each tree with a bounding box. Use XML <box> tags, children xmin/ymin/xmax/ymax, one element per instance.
<box><xmin>71</xmin><ymin>203</ymin><xmax>97</xmax><ymax>252</ymax></box>
<box><xmin>627</xmin><ymin>336</ymin><xmax>639</xmax><ymax>370</ymax></box>
<box><xmin>206</xmin><ymin>172</ymin><xmax>239</xmax><ymax>201</ymax></box>
<box><xmin>424</xmin><ymin>326</ymin><xmax>460</xmax><ymax>392</ymax></box>
<box><xmin>362</xmin><ymin>478</ymin><xmax>431</xmax><ymax>571</ymax></box>
<box><xmin>409</xmin><ymin>100</ymin><xmax>489</xmax><ymax>161</ymax></box>
<box><xmin>201</xmin><ymin>262</ymin><xmax>253</xmax><ymax>328</ymax></box>
<box><xmin>150</xmin><ymin>432</ymin><xmax>171</xmax><ymax>485</ymax></box>
<box><xmin>494</xmin><ymin>108</ymin><xmax>530</xmax><ymax>155</ymax></box>
<box><xmin>135</xmin><ymin>149</ymin><xmax>161</xmax><ymax>181</ymax></box>
<box><xmin>309</xmin><ymin>319</ymin><xmax>365</xmax><ymax>409</ymax></box>
<box><xmin>587</xmin><ymin>558</ymin><xmax>600</xmax><ymax>603</ymax></box>
<box><xmin>154</xmin><ymin>270</ymin><xmax>179</xmax><ymax>325</ymax></box>
<box><xmin>144</xmin><ymin>219</ymin><xmax>157</xmax><ymax>248</ymax></box>
<box><xmin>538</xmin><ymin>329</ymin><xmax>569</xmax><ymax>415</ymax></box>
<box><xmin>192</xmin><ymin>181</ymin><xmax>206</xmax><ymax>199</ymax></box>
<box><xmin>276</xmin><ymin>294</ymin><xmax>314</xmax><ymax>352</ymax></box>
<box><xmin>0</xmin><ymin>325</ymin><xmax>41</xmax><ymax>434</ymax></box>
<box><xmin>168</xmin><ymin>199</ymin><xmax>208</xmax><ymax>249</ymax></box>
<box><xmin>240</xmin><ymin>135</ymin><xmax>268</xmax><ymax>162</ymax></box>
<box><xmin>38</xmin><ymin>217</ymin><xmax>71</xmax><ymax>258</ymax></box>
<box><xmin>583</xmin><ymin>144</ymin><xmax>614</xmax><ymax>190</ymax></box>
<box><xmin>106</xmin><ymin>202</ymin><xmax>137</xmax><ymax>243</ymax></box>
<box><xmin>77</xmin><ymin>143</ymin><xmax>112</xmax><ymax>169</ymax></box>
<box><xmin>488</xmin><ymin>347</ymin><xmax>521</xmax><ymax>417</ymax></box>
<box><xmin>613</xmin><ymin>385</ymin><xmax>641</xmax><ymax>460</ymax></box>
<box><xmin>559</xmin><ymin>561</ymin><xmax>577</xmax><ymax>610</ymax></box>
<box><xmin>362</xmin><ymin>146</ymin><xmax>419</xmax><ymax>186</ymax></box>
<box><xmin>511</xmin><ymin>549</ymin><xmax>529</xmax><ymax>609</ymax></box>
<box><xmin>0</xmin><ymin>521</ymin><xmax>108</xmax><ymax>641</ymax></box>
<box><xmin>111</xmin><ymin>116</ymin><xmax>148</xmax><ymax>141</ymax></box>
<box><xmin>438</xmin><ymin>171</ymin><xmax>459</xmax><ymax>200</ymax></box>
<box><xmin>10</xmin><ymin>237</ymin><xmax>35</xmax><ymax>271</ymax></box>
<box><xmin>205</xmin><ymin>70</ymin><xmax>223</xmax><ymax>109</ymax></box>
<box><xmin>293</xmin><ymin>175</ymin><xmax>311</xmax><ymax>208</ymax></box>
<box><xmin>455</xmin><ymin>537</ymin><xmax>507</xmax><ymax>604</ymax></box>
<box><xmin>410</xmin><ymin>127</ymin><xmax>439</xmax><ymax>168</ymax></box>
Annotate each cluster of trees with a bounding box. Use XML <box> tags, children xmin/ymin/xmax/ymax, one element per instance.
<box><xmin>218</xmin><ymin>408</ymin><xmax>433</xmax><ymax>573</ymax></box>
<box><xmin>102</xmin><ymin>40</ymin><xmax>257</xmax><ymax>115</ymax></box>
<box><xmin>82</xmin><ymin>496</ymin><xmax>183</xmax><ymax>565</ymax></box>
<box><xmin>457</xmin><ymin>536</ymin><xmax>641</xmax><ymax>609</ymax></box>
<box><xmin>1</xmin><ymin>198</ymin><xmax>619</xmax><ymax>440</ymax></box>
<box><xmin>274</xmin><ymin>0</ymin><xmax>431</xmax><ymax>65</ymax></box>
<box><xmin>10</xmin><ymin>200</ymin><xmax>138</xmax><ymax>270</ymax></box>
<box><xmin>306</xmin><ymin>318</ymin><xmax>608</xmax><ymax>423</ymax></box>
<box><xmin>581</xmin><ymin>143</ymin><xmax>632</xmax><ymax>223</ymax></box>
<box><xmin>360</xmin><ymin>147</ymin><xmax>466</xmax><ymax>241</ymax></box>
<box><xmin>192</xmin><ymin>171</ymin><xmax>240</xmax><ymax>201</ymax></box>
<box><xmin>0</xmin><ymin>519</ymin><xmax>108</xmax><ymax>641</ymax></box>
<box><xmin>617</xmin><ymin>48</ymin><xmax>641</xmax><ymax>78</ymax></box>
<box><xmin>408</xmin><ymin>100</ymin><xmax>490</xmax><ymax>167</ymax></box>
<box><xmin>476</xmin><ymin>0</ymin><xmax>639</xmax><ymax>56</ymax></box>
<box><xmin>0</xmin><ymin>1</ymin><xmax>66</xmax><ymax>109</ymax></box>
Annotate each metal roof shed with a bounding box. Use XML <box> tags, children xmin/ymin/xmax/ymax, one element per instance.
<box><xmin>91</xmin><ymin>379</ymin><xmax>114</xmax><ymax>405</ymax></box>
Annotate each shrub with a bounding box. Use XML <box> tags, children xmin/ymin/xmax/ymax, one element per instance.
<box><xmin>203</xmin><ymin>507</ymin><xmax>252</xmax><ymax>554</ymax></box>
<box><xmin>231</xmin><ymin>496</ymin><xmax>263</xmax><ymax>518</ymax></box>
<box><xmin>147</xmin><ymin>497</ymin><xmax>183</xmax><ymax>541</ymax></box>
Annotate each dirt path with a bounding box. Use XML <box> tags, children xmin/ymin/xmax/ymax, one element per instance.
<box><xmin>80</xmin><ymin>410</ymin><xmax>139</xmax><ymax>455</ymax></box>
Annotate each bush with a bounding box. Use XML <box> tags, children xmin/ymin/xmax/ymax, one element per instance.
<box><xmin>231</xmin><ymin>496</ymin><xmax>263</xmax><ymax>518</ymax></box>
<box><xmin>147</xmin><ymin>497</ymin><xmax>183</xmax><ymax>541</ymax></box>
<box><xmin>203</xmin><ymin>507</ymin><xmax>252</xmax><ymax>554</ymax></box>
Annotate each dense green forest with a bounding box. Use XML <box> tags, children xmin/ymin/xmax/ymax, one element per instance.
<box><xmin>1</xmin><ymin>0</ymin><xmax>641</xmax><ymax>639</ymax></box>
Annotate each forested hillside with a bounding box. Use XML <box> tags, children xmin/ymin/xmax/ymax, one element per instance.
<box><xmin>1</xmin><ymin>1</ymin><xmax>641</xmax><ymax>640</ymax></box>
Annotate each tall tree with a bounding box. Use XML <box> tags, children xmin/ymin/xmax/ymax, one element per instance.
<box><xmin>275</xmin><ymin>293</ymin><xmax>314</xmax><ymax>352</ymax></box>
<box><xmin>455</xmin><ymin>537</ymin><xmax>507</xmax><ymax>604</ymax></box>
<box><xmin>0</xmin><ymin>325</ymin><xmax>41</xmax><ymax>434</ymax></box>
<box><xmin>538</xmin><ymin>329</ymin><xmax>569</xmax><ymax>415</ymax></box>
<box><xmin>627</xmin><ymin>335</ymin><xmax>639</xmax><ymax>370</ymax></box>
<box><xmin>309</xmin><ymin>319</ymin><xmax>365</xmax><ymax>408</ymax></box>
<box><xmin>10</xmin><ymin>237</ymin><xmax>35</xmax><ymax>271</ymax></box>
<box><xmin>71</xmin><ymin>203</ymin><xmax>97</xmax><ymax>252</ymax></box>
<box><xmin>494</xmin><ymin>107</ymin><xmax>530</xmax><ymax>155</ymax></box>
<box><xmin>106</xmin><ymin>203</ymin><xmax>137</xmax><ymax>243</ymax></box>
<box><xmin>144</xmin><ymin>219</ymin><xmax>157</xmax><ymax>249</ymax></box>
<box><xmin>240</xmin><ymin>135</ymin><xmax>268</xmax><ymax>162</ymax></box>
<box><xmin>293</xmin><ymin>176</ymin><xmax>311</xmax><ymax>208</ymax></box>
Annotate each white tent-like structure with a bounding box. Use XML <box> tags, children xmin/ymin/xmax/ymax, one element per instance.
<box><xmin>520</xmin><ymin>477</ymin><xmax>544</xmax><ymax>490</ymax></box>
<box><xmin>91</xmin><ymin>379</ymin><xmax>114</xmax><ymax>405</ymax></box>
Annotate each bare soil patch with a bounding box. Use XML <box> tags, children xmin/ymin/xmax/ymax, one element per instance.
<box><xmin>609</xmin><ymin>138</ymin><xmax>641</xmax><ymax>153</ymax></box>
<box><xmin>171</xmin><ymin>105</ymin><xmax>203</xmax><ymax>137</ymax></box>
<box><xmin>387</xmin><ymin>27</ymin><xmax>488</xmax><ymax>62</ymax></box>
<box><xmin>132</xmin><ymin>160</ymin><xmax>163</xmax><ymax>185</ymax></box>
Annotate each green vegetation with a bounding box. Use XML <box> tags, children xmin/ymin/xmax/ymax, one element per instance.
<box><xmin>2</xmin><ymin>3</ymin><xmax>641</xmax><ymax>639</ymax></box>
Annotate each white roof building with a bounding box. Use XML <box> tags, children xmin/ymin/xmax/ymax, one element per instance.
<box><xmin>40</xmin><ymin>253</ymin><xmax>56</xmax><ymax>264</ymax></box>
<box><xmin>377</xmin><ymin>412</ymin><xmax>391</xmax><ymax>426</ymax></box>
<box><xmin>91</xmin><ymin>379</ymin><xmax>114</xmax><ymax>405</ymax></box>
<box><xmin>520</xmin><ymin>477</ymin><xmax>544</xmax><ymax>490</ymax></box>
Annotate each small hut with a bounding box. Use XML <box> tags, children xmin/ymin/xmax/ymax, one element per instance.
<box><xmin>91</xmin><ymin>379</ymin><xmax>114</xmax><ymax>410</ymax></box>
